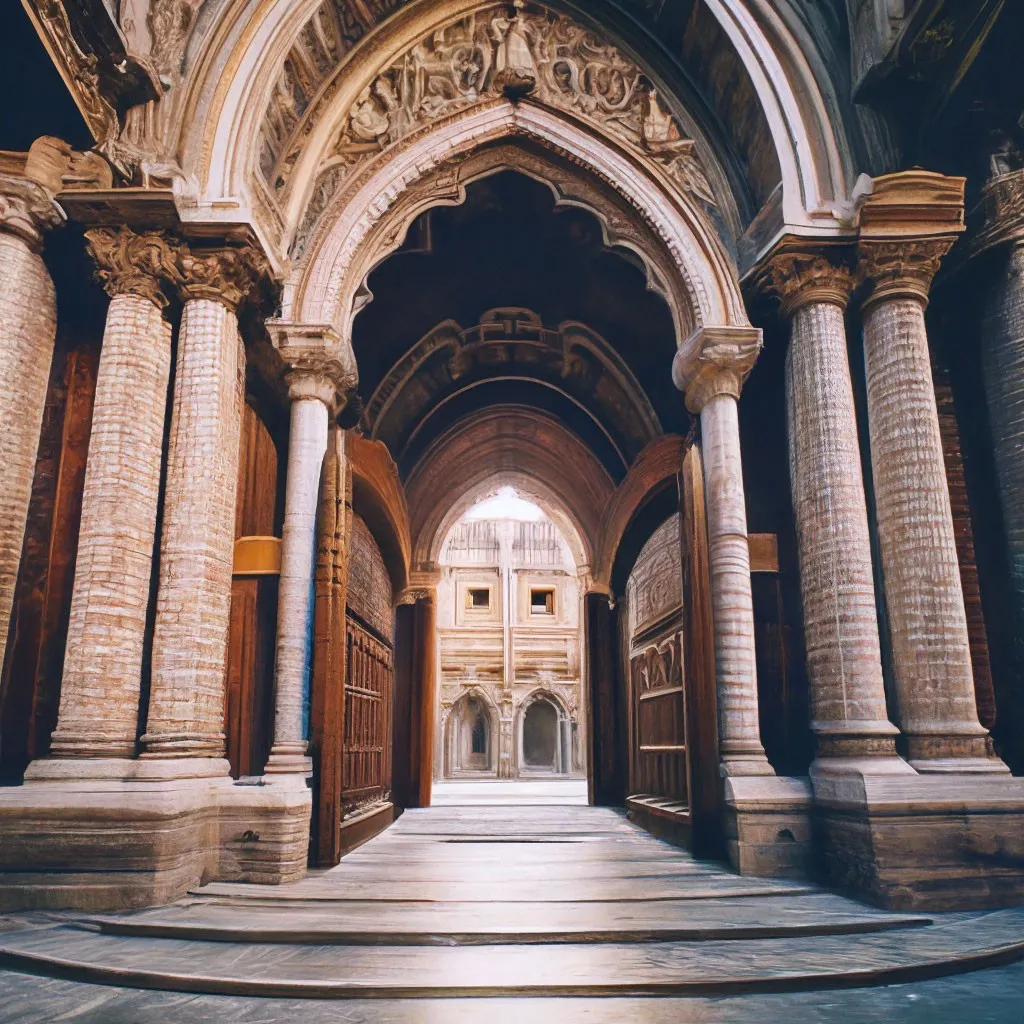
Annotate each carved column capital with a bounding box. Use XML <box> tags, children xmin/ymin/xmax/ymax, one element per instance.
<box><xmin>972</xmin><ymin>168</ymin><xmax>1024</xmax><ymax>257</ymax></box>
<box><xmin>84</xmin><ymin>227</ymin><xmax>182</xmax><ymax>308</ymax></box>
<box><xmin>672</xmin><ymin>326</ymin><xmax>762</xmax><ymax>414</ymax></box>
<box><xmin>857</xmin><ymin>237</ymin><xmax>956</xmax><ymax>308</ymax></box>
<box><xmin>177</xmin><ymin>244</ymin><xmax>268</xmax><ymax>310</ymax></box>
<box><xmin>268</xmin><ymin>319</ymin><xmax>359</xmax><ymax>412</ymax></box>
<box><xmin>0</xmin><ymin>175</ymin><xmax>64</xmax><ymax>250</ymax></box>
<box><xmin>856</xmin><ymin>169</ymin><xmax>965</xmax><ymax>309</ymax></box>
<box><xmin>753</xmin><ymin>250</ymin><xmax>855</xmax><ymax>317</ymax></box>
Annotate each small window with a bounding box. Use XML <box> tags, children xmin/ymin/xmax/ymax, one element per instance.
<box><xmin>467</xmin><ymin>587</ymin><xmax>490</xmax><ymax>609</ymax></box>
<box><xmin>530</xmin><ymin>587</ymin><xmax>555</xmax><ymax>615</ymax></box>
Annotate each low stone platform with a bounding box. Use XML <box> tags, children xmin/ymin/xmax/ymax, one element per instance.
<box><xmin>0</xmin><ymin>805</ymin><xmax>1022</xmax><ymax>1003</ymax></box>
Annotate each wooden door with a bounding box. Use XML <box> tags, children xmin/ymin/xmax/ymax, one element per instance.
<box><xmin>341</xmin><ymin>620</ymin><xmax>394</xmax><ymax>814</ymax></box>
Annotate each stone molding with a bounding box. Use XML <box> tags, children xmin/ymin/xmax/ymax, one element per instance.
<box><xmin>672</xmin><ymin>325</ymin><xmax>762</xmax><ymax>414</ymax></box>
<box><xmin>754</xmin><ymin>250</ymin><xmax>855</xmax><ymax>318</ymax></box>
<box><xmin>84</xmin><ymin>227</ymin><xmax>182</xmax><ymax>308</ymax></box>
<box><xmin>178</xmin><ymin>244</ymin><xmax>268</xmax><ymax>310</ymax></box>
<box><xmin>973</xmin><ymin>168</ymin><xmax>1024</xmax><ymax>256</ymax></box>
<box><xmin>267</xmin><ymin>319</ymin><xmax>359</xmax><ymax>411</ymax></box>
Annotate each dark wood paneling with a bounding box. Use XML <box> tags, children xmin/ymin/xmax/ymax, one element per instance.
<box><xmin>679</xmin><ymin>446</ymin><xmax>722</xmax><ymax>859</ymax></box>
<box><xmin>391</xmin><ymin>602</ymin><xmax>416</xmax><ymax>811</ymax></box>
<box><xmin>310</xmin><ymin>429</ymin><xmax>350</xmax><ymax>866</ymax></box>
<box><xmin>586</xmin><ymin>592</ymin><xmax>624</xmax><ymax>806</ymax></box>
<box><xmin>224</xmin><ymin>402</ymin><xmax>280</xmax><ymax>781</ymax></box>
<box><xmin>342</xmin><ymin>619</ymin><xmax>394</xmax><ymax>813</ymax></box>
<box><xmin>1</xmin><ymin>342</ymin><xmax>98</xmax><ymax>782</ymax></box>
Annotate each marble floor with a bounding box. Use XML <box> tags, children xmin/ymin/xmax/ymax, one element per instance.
<box><xmin>0</xmin><ymin>804</ymin><xmax>1022</xmax><ymax>1022</ymax></box>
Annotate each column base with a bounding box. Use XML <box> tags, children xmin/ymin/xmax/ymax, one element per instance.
<box><xmin>812</xmin><ymin>720</ymin><xmax>901</xmax><ymax>759</ymax></box>
<box><xmin>0</xmin><ymin>760</ymin><xmax>311</xmax><ymax>911</ymax></box>
<box><xmin>718</xmin><ymin>751</ymin><xmax>776</xmax><ymax>777</ymax></box>
<box><xmin>264</xmin><ymin>742</ymin><xmax>313</xmax><ymax>776</ymax></box>
<box><xmin>903</xmin><ymin>729</ymin><xmax>1007</xmax><ymax>771</ymax></box>
<box><xmin>810</xmin><ymin>761</ymin><xmax>1024</xmax><ymax>910</ymax></box>
<box><xmin>722</xmin><ymin>775</ymin><xmax>813</xmax><ymax>878</ymax></box>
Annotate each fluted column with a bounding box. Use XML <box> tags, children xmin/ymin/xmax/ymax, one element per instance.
<box><xmin>0</xmin><ymin>137</ymin><xmax>69</xmax><ymax>670</ymax></box>
<box><xmin>757</xmin><ymin>252</ymin><xmax>898</xmax><ymax>761</ymax></box>
<box><xmin>142</xmin><ymin>245</ymin><xmax>265</xmax><ymax>761</ymax></box>
<box><xmin>673</xmin><ymin>326</ymin><xmax>772</xmax><ymax>776</ymax></box>
<box><xmin>858</xmin><ymin>171</ymin><xmax>1001</xmax><ymax>770</ymax></box>
<box><xmin>47</xmin><ymin>229</ymin><xmax>179</xmax><ymax>757</ymax></box>
<box><xmin>264</xmin><ymin>322</ymin><xmax>357</xmax><ymax>775</ymax></box>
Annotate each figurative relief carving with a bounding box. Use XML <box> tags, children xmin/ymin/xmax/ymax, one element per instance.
<box><xmin>279</xmin><ymin>3</ymin><xmax>716</xmax><ymax>240</ymax></box>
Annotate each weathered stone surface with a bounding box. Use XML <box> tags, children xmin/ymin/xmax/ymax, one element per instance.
<box><xmin>49</xmin><ymin>292</ymin><xmax>172</xmax><ymax>757</ymax></box>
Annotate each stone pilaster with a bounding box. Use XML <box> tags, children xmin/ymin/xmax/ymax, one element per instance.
<box><xmin>858</xmin><ymin>171</ymin><xmax>1002</xmax><ymax>771</ymax></box>
<box><xmin>47</xmin><ymin>229</ymin><xmax>179</xmax><ymax>758</ymax></box>
<box><xmin>0</xmin><ymin>138</ymin><xmax>69</xmax><ymax>671</ymax></box>
<box><xmin>264</xmin><ymin>322</ymin><xmax>357</xmax><ymax>775</ymax></box>
<box><xmin>756</xmin><ymin>251</ymin><xmax>898</xmax><ymax>761</ymax></box>
<box><xmin>142</xmin><ymin>244</ymin><xmax>266</xmax><ymax>762</ymax></box>
<box><xmin>673</xmin><ymin>326</ymin><xmax>773</xmax><ymax>776</ymax></box>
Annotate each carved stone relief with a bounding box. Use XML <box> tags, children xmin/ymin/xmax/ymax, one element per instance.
<box><xmin>273</xmin><ymin>3</ymin><xmax>717</xmax><ymax>244</ymax></box>
<box><xmin>626</xmin><ymin>513</ymin><xmax>682</xmax><ymax>639</ymax></box>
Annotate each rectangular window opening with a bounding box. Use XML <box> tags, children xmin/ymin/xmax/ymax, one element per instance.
<box><xmin>530</xmin><ymin>587</ymin><xmax>555</xmax><ymax>615</ymax></box>
<box><xmin>467</xmin><ymin>588</ymin><xmax>490</xmax><ymax>609</ymax></box>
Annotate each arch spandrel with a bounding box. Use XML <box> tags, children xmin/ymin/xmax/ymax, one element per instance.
<box><xmin>172</xmin><ymin>0</ymin><xmax>855</xmax><ymax>259</ymax></box>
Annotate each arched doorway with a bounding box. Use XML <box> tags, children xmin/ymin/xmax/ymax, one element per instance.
<box><xmin>444</xmin><ymin>691</ymin><xmax>497</xmax><ymax>776</ymax></box>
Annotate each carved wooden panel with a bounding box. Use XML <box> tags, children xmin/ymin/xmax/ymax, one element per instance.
<box><xmin>347</xmin><ymin>512</ymin><xmax>394</xmax><ymax>638</ymax></box>
<box><xmin>342</xmin><ymin>618</ymin><xmax>394</xmax><ymax>815</ymax></box>
<box><xmin>624</xmin><ymin>515</ymin><xmax>687</xmax><ymax>805</ymax></box>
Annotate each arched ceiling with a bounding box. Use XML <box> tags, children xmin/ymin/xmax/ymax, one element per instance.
<box><xmin>405</xmin><ymin>404</ymin><xmax>615</xmax><ymax>571</ymax></box>
<box><xmin>349</xmin><ymin>168</ymin><xmax>688</xmax><ymax>481</ymax></box>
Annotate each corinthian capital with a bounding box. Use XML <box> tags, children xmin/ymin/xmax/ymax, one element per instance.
<box><xmin>753</xmin><ymin>249</ymin><xmax>855</xmax><ymax>317</ymax></box>
<box><xmin>0</xmin><ymin>175</ymin><xmax>64</xmax><ymax>250</ymax></box>
<box><xmin>177</xmin><ymin>244</ymin><xmax>269</xmax><ymax>311</ymax></box>
<box><xmin>856</xmin><ymin>169</ymin><xmax>964</xmax><ymax>308</ymax></box>
<box><xmin>857</xmin><ymin>237</ymin><xmax>955</xmax><ymax>308</ymax></box>
<box><xmin>267</xmin><ymin>320</ymin><xmax>359</xmax><ymax>412</ymax></box>
<box><xmin>973</xmin><ymin>169</ymin><xmax>1024</xmax><ymax>256</ymax></box>
<box><xmin>672</xmin><ymin>325</ymin><xmax>762</xmax><ymax>414</ymax></box>
<box><xmin>84</xmin><ymin>227</ymin><xmax>182</xmax><ymax>308</ymax></box>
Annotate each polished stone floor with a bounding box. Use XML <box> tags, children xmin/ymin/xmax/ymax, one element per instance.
<box><xmin>0</xmin><ymin>803</ymin><xmax>1022</xmax><ymax>1021</ymax></box>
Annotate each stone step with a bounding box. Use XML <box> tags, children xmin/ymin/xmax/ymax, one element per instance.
<box><xmin>84</xmin><ymin>891</ymin><xmax>930</xmax><ymax>945</ymax></box>
<box><xmin>0</xmin><ymin>911</ymin><xmax>1022</xmax><ymax>998</ymax></box>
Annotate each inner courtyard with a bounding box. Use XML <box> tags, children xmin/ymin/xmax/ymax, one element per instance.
<box><xmin>2</xmin><ymin>0</ymin><xmax>1024</xmax><ymax>1018</ymax></box>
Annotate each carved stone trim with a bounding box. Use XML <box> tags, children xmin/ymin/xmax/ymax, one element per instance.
<box><xmin>177</xmin><ymin>245</ymin><xmax>268</xmax><ymax>310</ymax></box>
<box><xmin>268</xmin><ymin>319</ymin><xmax>359</xmax><ymax>411</ymax></box>
<box><xmin>84</xmin><ymin>227</ymin><xmax>182</xmax><ymax>308</ymax></box>
<box><xmin>274</xmin><ymin>3</ymin><xmax>716</xmax><ymax>212</ymax></box>
<box><xmin>672</xmin><ymin>325</ymin><xmax>762</xmax><ymax>414</ymax></box>
<box><xmin>973</xmin><ymin>168</ymin><xmax>1024</xmax><ymax>256</ymax></box>
<box><xmin>753</xmin><ymin>250</ymin><xmax>855</xmax><ymax>318</ymax></box>
<box><xmin>858</xmin><ymin>237</ymin><xmax>955</xmax><ymax>309</ymax></box>
<box><xmin>0</xmin><ymin>175</ymin><xmax>65</xmax><ymax>249</ymax></box>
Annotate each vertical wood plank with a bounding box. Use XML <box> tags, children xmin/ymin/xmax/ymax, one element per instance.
<box><xmin>680</xmin><ymin>445</ymin><xmax>723</xmax><ymax>858</ymax></box>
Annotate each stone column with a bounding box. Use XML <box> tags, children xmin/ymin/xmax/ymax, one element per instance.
<box><xmin>672</xmin><ymin>326</ymin><xmax>772</xmax><ymax>776</ymax></box>
<box><xmin>142</xmin><ymin>245</ymin><xmax>265</xmax><ymax>762</ymax></box>
<box><xmin>974</xmin><ymin>167</ymin><xmax>1024</xmax><ymax>767</ymax></box>
<box><xmin>0</xmin><ymin>137</ymin><xmax>69</xmax><ymax>669</ymax></box>
<box><xmin>858</xmin><ymin>171</ymin><xmax>1000</xmax><ymax>771</ymax></box>
<box><xmin>757</xmin><ymin>251</ymin><xmax>899</xmax><ymax>762</ymax></box>
<box><xmin>264</xmin><ymin>323</ymin><xmax>357</xmax><ymax>774</ymax></box>
<box><xmin>47</xmin><ymin>229</ymin><xmax>179</xmax><ymax>757</ymax></box>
